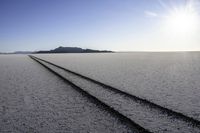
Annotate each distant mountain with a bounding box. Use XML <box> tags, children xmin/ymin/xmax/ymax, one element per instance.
<box><xmin>0</xmin><ymin>51</ymin><xmax>33</xmax><ymax>54</ymax></box>
<box><xmin>36</xmin><ymin>46</ymin><xmax>113</xmax><ymax>53</ymax></box>
<box><xmin>14</xmin><ymin>51</ymin><xmax>33</xmax><ymax>54</ymax></box>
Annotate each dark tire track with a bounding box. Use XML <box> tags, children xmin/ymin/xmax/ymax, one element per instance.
<box><xmin>29</xmin><ymin>55</ymin><xmax>151</xmax><ymax>133</ymax></box>
<box><xmin>30</xmin><ymin>55</ymin><xmax>200</xmax><ymax>127</ymax></box>
<box><xmin>30</xmin><ymin>55</ymin><xmax>200</xmax><ymax>132</ymax></box>
<box><xmin>0</xmin><ymin>55</ymin><xmax>142</xmax><ymax>133</ymax></box>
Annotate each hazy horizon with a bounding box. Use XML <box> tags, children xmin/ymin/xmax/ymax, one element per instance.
<box><xmin>1</xmin><ymin>0</ymin><xmax>200</xmax><ymax>52</ymax></box>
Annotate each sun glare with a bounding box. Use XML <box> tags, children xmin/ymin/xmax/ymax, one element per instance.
<box><xmin>164</xmin><ymin>2</ymin><xmax>199</xmax><ymax>35</ymax></box>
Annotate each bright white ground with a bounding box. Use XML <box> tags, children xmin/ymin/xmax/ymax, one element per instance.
<box><xmin>0</xmin><ymin>55</ymin><xmax>135</xmax><ymax>133</ymax></box>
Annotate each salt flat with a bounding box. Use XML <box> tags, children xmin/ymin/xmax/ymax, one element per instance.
<box><xmin>32</xmin><ymin>55</ymin><xmax>200</xmax><ymax>133</ymax></box>
<box><xmin>35</xmin><ymin>52</ymin><xmax>200</xmax><ymax>121</ymax></box>
<box><xmin>0</xmin><ymin>55</ymin><xmax>135</xmax><ymax>133</ymax></box>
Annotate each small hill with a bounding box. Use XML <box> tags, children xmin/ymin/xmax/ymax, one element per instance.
<box><xmin>36</xmin><ymin>46</ymin><xmax>113</xmax><ymax>53</ymax></box>
<box><xmin>14</xmin><ymin>51</ymin><xmax>33</xmax><ymax>54</ymax></box>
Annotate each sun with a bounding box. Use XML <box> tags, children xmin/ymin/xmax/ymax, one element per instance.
<box><xmin>164</xmin><ymin>2</ymin><xmax>199</xmax><ymax>35</ymax></box>
<box><xmin>167</xmin><ymin>9</ymin><xmax>198</xmax><ymax>33</ymax></box>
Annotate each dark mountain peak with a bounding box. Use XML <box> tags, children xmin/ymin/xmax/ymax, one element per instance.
<box><xmin>36</xmin><ymin>46</ymin><xmax>113</xmax><ymax>53</ymax></box>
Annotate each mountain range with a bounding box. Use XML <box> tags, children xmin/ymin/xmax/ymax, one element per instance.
<box><xmin>36</xmin><ymin>46</ymin><xmax>113</xmax><ymax>53</ymax></box>
<box><xmin>0</xmin><ymin>47</ymin><xmax>113</xmax><ymax>54</ymax></box>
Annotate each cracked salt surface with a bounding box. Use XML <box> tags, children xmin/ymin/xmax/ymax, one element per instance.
<box><xmin>35</xmin><ymin>52</ymin><xmax>200</xmax><ymax>121</ymax></box>
<box><xmin>0</xmin><ymin>55</ymin><xmax>136</xmax><ymax>133</ymax></box>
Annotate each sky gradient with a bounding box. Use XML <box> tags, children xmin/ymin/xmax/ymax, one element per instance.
<box><xmin>0</xmin><ymin>0</ymin><xmax>200</xmax><ymax>52</ymax></box>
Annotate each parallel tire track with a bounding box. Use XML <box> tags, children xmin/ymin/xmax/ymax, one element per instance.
<box><xmin>29</xmin><ymin>55</ymin><xmax>200</xmax><ymax>128</ymax></box>
<box><xmin>29</xmin><ymin>55</ymin><xmax>151</xmax><ymax>133</ymax></box>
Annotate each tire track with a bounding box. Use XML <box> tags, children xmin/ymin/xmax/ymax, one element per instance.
<box><xmin>30</xmin><ymin>55</ymin><xmax>200</xmax><ymax>132</ymax></box>
<box><xmin>29</xmin><ymin>55</ymin><xmax>151</xmax><ymax>133</ymax></box>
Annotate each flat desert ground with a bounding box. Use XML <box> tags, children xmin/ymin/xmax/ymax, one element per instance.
<box><xmin>1</xmin><ymin>53</ymin><xmax>200</xmax><ymax>133</ymax></box>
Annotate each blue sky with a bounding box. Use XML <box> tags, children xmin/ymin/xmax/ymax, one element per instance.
<box><xmin>0</xmin><ymin>0</ymin><xmax>200</xmax><ymax>52</ymax></box>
